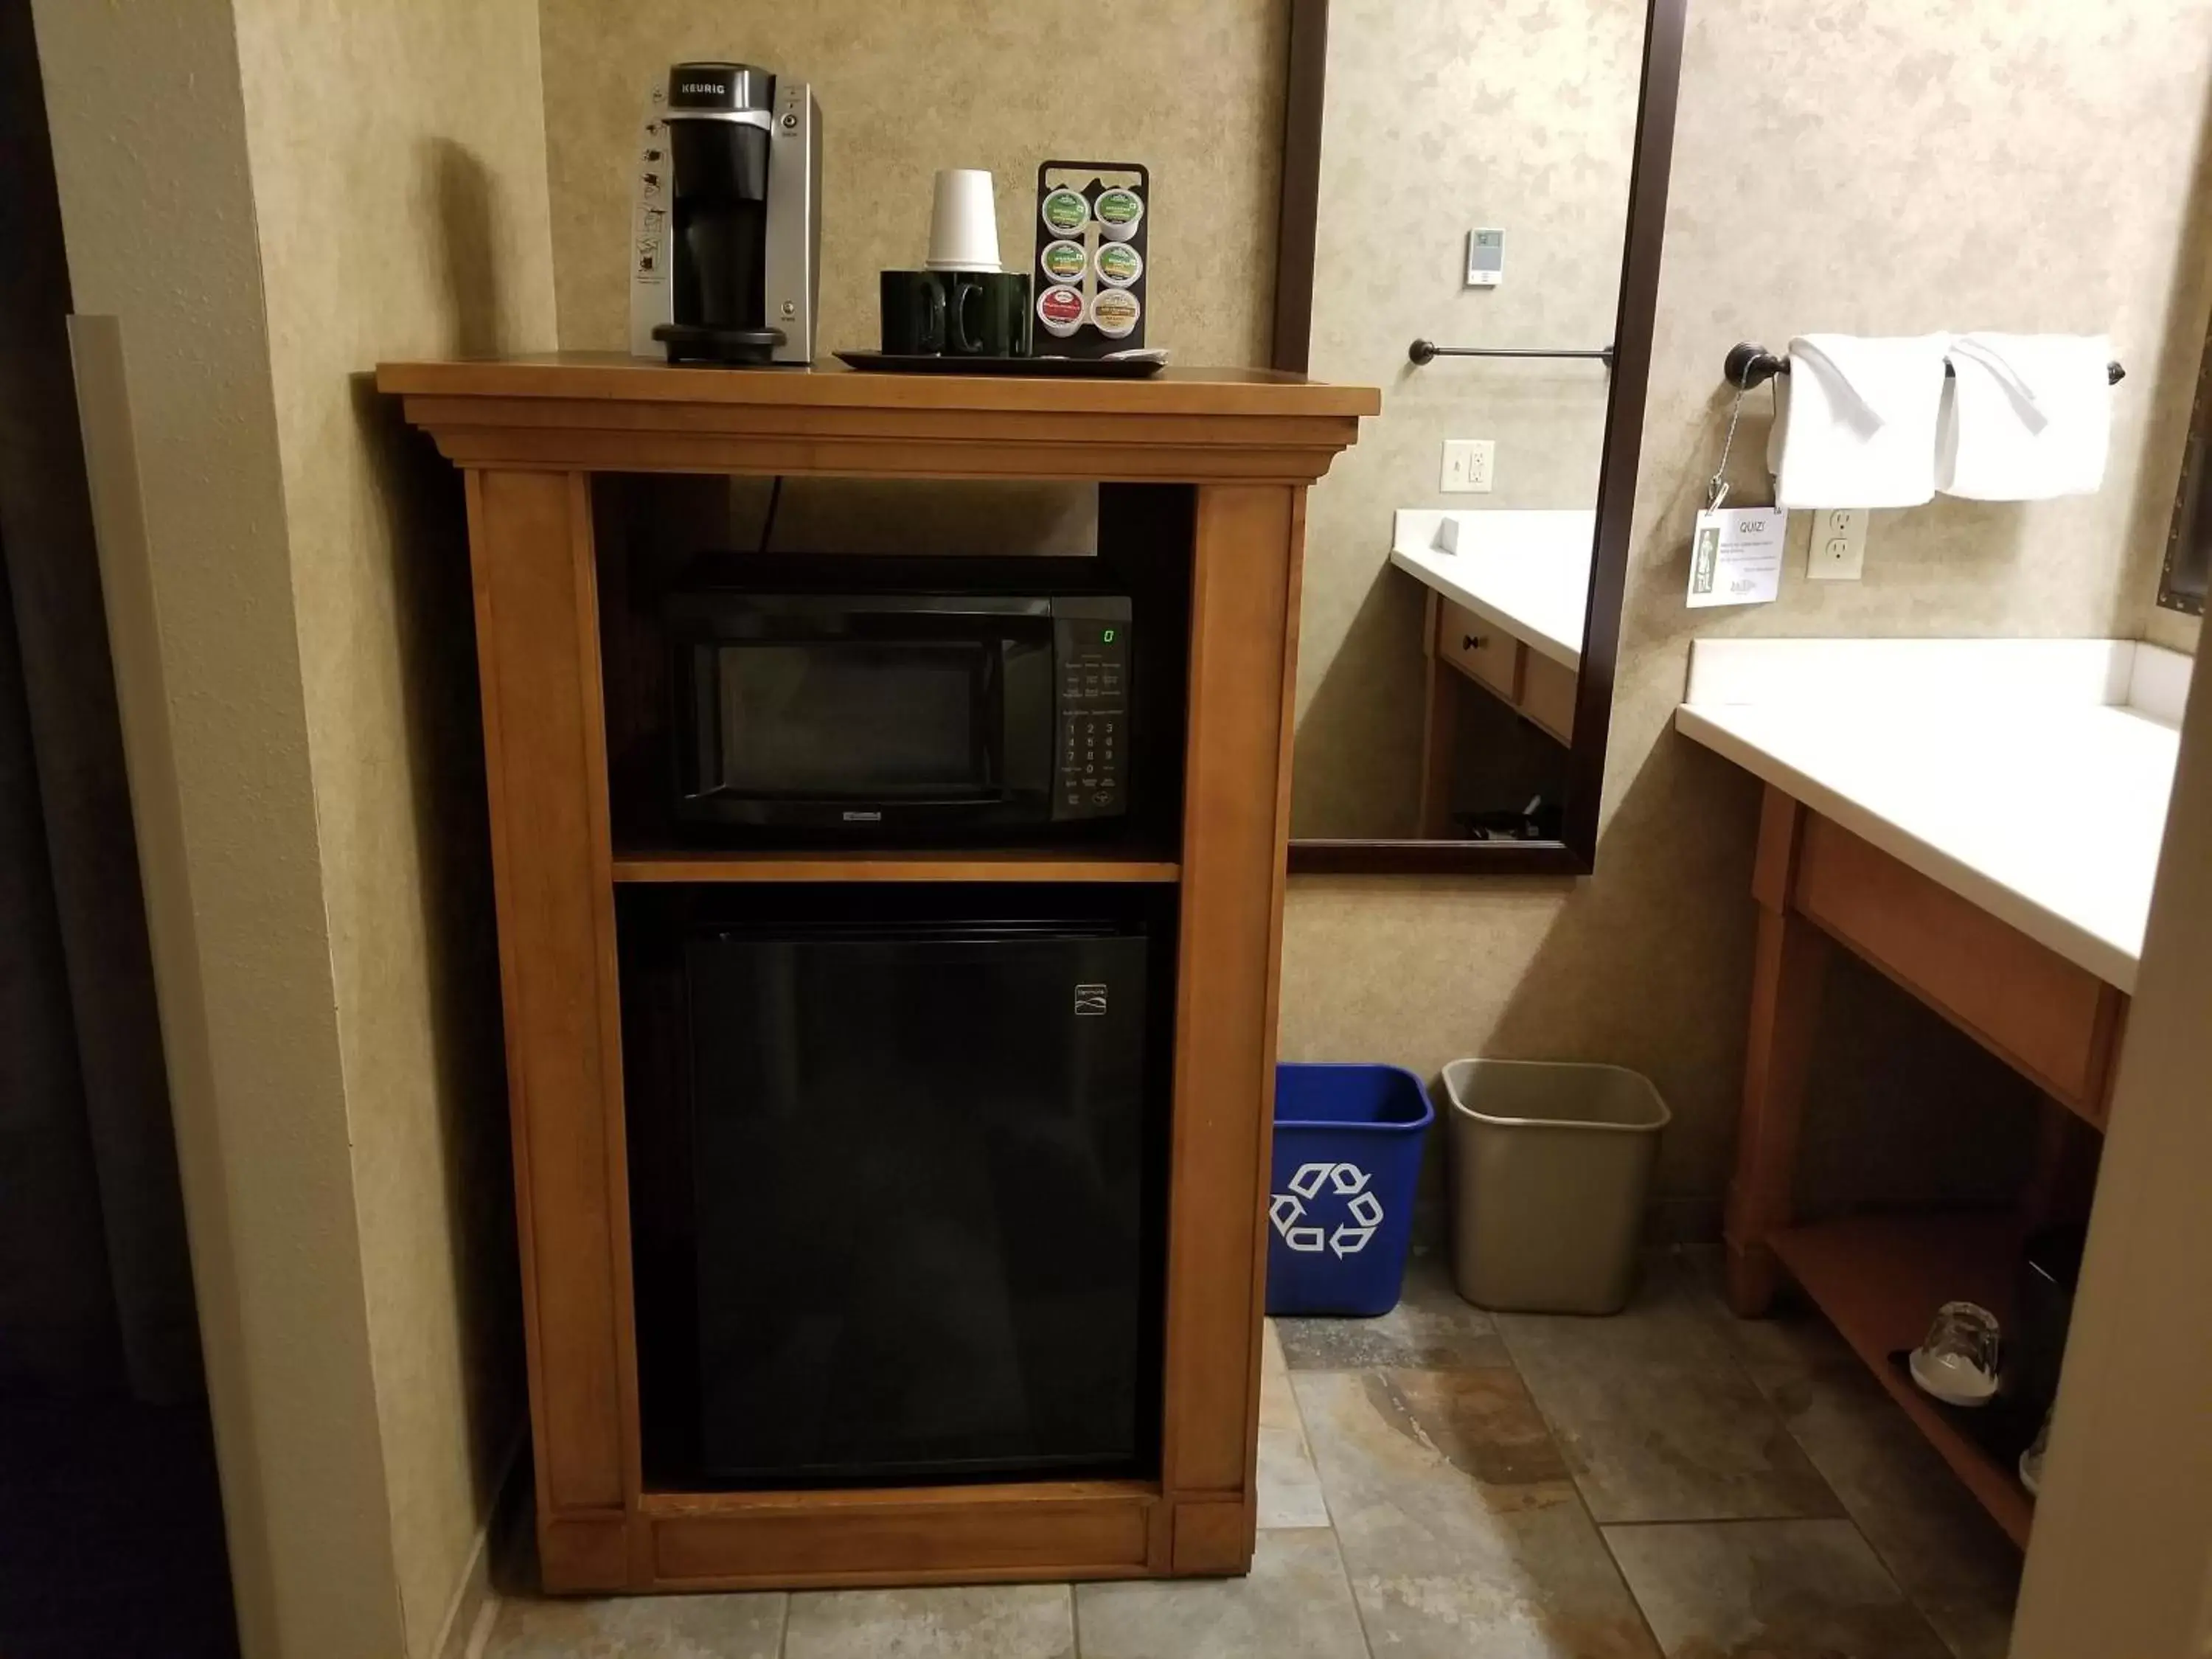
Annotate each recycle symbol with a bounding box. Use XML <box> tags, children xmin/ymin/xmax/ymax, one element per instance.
<box><xmin>1269</xmin><ymin>1161</ymin><xmax>1384</xmax><ymax>1257</ymax></box>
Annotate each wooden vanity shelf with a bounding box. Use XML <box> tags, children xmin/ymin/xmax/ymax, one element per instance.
<box><xmin>1770</xmin><ymin>1214</ymin><xmax>2034</xmax><ymax>1545</ymax></box>
<box><xmin>378</xmin><ymin>355</ymin><xmax>1374</xmax><ymax>1594</ymax></box>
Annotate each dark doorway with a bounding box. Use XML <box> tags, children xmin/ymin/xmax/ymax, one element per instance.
<box><xmin>0</xmin><ymin>2</ymin><xmax>238</xmax><ymax>1654</ymax></box>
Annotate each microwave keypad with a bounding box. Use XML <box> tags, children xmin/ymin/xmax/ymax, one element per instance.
<box><xmin>1055</xmin><ymin>620</ymin><xmax>1130</xmax><ymax>819</ymax></box>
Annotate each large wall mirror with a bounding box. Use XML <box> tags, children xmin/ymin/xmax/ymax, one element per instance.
<box><xmin>1277</xmin><ymin>0</ymin><xmax>1686</xmax><ymax>874</ymax></box>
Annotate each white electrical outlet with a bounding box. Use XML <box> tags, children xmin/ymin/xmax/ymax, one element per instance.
<box><xmin>1441</xmin><ymin>439</ymin><xmax>1495</xmax><ymax>493</ymax></box>
<box><xmin>1806</xmin><ymin>507</ymin><xmax>1868</xmax><ymax>580</ymax></box>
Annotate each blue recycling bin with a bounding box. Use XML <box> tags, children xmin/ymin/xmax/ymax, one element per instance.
<box><xmin>1265</xmin><ymin>1062</ymin><xmax>1434</xmax><ymax>1316</ymax></box>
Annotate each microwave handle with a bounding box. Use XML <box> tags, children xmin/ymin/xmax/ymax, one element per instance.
<box><xmin>684</xmin><ymin>642</ymin><xmax>726</xmax><ymax>799</ymax></box>
<box><xmin>999</xmin><ymin>636</ymin><xmax>1052</xmax><ymax>798</ymax></box>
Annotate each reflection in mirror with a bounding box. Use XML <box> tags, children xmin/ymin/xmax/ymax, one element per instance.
<box><xmin>1291</xmin><ymin>0</ymin><xmax>1651</xmax><ymax>848</ymax></box>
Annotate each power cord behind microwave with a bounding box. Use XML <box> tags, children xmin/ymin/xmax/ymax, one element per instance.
<box><xmin>757</xmin><ymin>475</ymin><xmax>784</xmax><ymax>554</ymax></box>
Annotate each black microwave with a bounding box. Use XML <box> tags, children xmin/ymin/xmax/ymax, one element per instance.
<box><xmin>669</xmin><ymin>590</ymin><xmax>1133</xmax><ymax>831</ymax></box>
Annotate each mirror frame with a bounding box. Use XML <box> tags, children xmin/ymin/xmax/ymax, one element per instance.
<box><xmin>1276</xmin><ymin>0</ymin><xmax>1689</xmax><ymax>875</ymax></box>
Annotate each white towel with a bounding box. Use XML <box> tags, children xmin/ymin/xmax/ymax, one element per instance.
<box><xmin>1937</xmin><ymin>332</ymin><xmax>2112</xmax><ymax>500</ymax></box>
<box><xmin>1767</xmin><ymin>333</ymin><xmax>1952</xmax><ymax>508</ymax></box>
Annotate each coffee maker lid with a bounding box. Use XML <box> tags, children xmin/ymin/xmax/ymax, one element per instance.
<box><xmin>667</xmin><ymin>61</ymin><xmax>773</xmax><ymax>114</ymax></box>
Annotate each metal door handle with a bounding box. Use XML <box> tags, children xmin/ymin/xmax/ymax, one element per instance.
<box><xmin>1462</xmin><ymin>633</ymin><xmax>1485</xmax><ymax>652</ymax></box>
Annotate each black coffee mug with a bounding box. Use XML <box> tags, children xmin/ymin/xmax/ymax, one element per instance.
<box><xmin>945</xmin><ymin>271</ymin><xmax>1032</xmax><ymax>358</ymax></box>
<box><xmin>880</xmin><ymin>271</ymin><xmax>947</xmax><ymax>355</ymax></box>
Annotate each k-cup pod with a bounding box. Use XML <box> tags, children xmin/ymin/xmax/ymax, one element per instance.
<box><xmin>1094</xmin><ymin>240</ymin><xmax>1143</xmax><ymax>288</ymax></box>
<box><xmin>1040</xmin><ymin>187</ymin><xmax>1091</xmax><ymax>237</ymax></box>
<box><xmin>926</xmin><ymin>168</ymin><xmax>1002</xmax><ymax>272</ymax></box>
<box><xmin>1094</xmin><ymin>187</ymin><xmax>1144</xmax><ymax>242</ymax></box>
<box><xmin>1037</xmin><ymin>283</ymin><xmax>1086</xmax><ymax>338</ymax></box>
<box><xmin>1090</xmin><ymin>285</ymin><xmax>1141</xmax><ymax>338</ymax></box>
<box><xmin>1040</xmin><ymin>239</ymin><xmax>1088</xmax><ymax>283</ymax></box>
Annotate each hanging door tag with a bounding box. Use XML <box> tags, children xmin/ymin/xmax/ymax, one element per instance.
<box><xmin>1687</xmin><ymin>507</ymin><xmax>1789</xmax><ymax>608</ymax></box>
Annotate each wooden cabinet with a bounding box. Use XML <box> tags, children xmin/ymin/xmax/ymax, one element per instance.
<box><xmin>1518</xmin><ymin>650</ymin><xmax>1576</xmax><ymax>745</ymax></box>
<box><xmin>378</xmin><ymin>356</ymin><xmax>1373</xmax><ymax>1593</ymax></box>
<box><xmin>1426</xmin><ymin>591</ymin><xmax>1577</xmax><ymax>757</ymax></box>
<box><xmin>1436</xmin><ymin>597</ymin><xmax>1520</xmax><ymax>698</ymax></box>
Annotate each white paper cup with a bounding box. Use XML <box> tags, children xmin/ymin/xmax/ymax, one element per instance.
<box><xmin>926</xmin><ymin>168</ymin><xmax>1001</xmax><ymax>272</ymax></box>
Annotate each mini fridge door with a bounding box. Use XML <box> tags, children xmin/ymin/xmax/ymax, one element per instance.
<box><xmin>686</xmin><ymin>922</ymin><xmax>1155</xmax><ymax>1484</ymax></box>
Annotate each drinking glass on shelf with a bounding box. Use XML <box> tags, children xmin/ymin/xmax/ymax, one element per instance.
<box><xmin>1909</xmin><ymin>1299</ymin><xmax>2001</xmax><ymax>1407</ymax></box>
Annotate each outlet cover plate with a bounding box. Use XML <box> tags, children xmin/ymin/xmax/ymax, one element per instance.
<box><xmin>1441</xmin><ymin>439</ymin><xmax>1495</xmax><ymax>493</ymax></box>
<box><xmin>1807</xmin><ymin>507</ymin><xmax>1867</xmax><ymax>580</ymax></box>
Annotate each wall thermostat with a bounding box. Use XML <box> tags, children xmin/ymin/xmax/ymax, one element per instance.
<box><xmin>1466</xmin><ymin>227</ymin><xmax>1503</xmax><ymax>288</ymax></box>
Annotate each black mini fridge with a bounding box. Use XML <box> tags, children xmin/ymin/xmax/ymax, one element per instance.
<box><xmin>678</xmin><ymin>904</ymin><xmax>1162</xmax><ymax>1486</ymax></box>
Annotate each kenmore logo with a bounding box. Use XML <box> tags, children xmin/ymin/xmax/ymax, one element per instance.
<box><xmin>840</xmin><ymin>810</ymin><xmax>883</xmax><ymax>822</ymax></box>
<box><xmin>1074</xmin><ymin>984</ymin><xmax>1108</xmax><ymax>1017</ymax></box>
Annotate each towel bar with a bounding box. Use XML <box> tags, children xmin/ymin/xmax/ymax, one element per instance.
<box><xmin>1409</xmin><ymin>340</ymin><xmax>1615</xmax><ymax>367</ymax></box>
<box><xmin>1725</xmin><ymin>341</ymin><xmax>2125</xmax><ymax>391</ymax></box>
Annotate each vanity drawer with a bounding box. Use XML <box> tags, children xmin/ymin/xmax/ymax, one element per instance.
<box><xmin>1436</xmin><ymin>599</ymin><xmax>1520</xmax><ymax>699</ymax></box>
<box><xmin>1520</xmin><ymin>650</ymin><xmax>1576</xmax><ymax>744</ymax></box>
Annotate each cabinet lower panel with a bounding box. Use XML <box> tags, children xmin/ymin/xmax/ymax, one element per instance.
<box><xmin>643</xmin><ymin>1482</ymin><xmax>1156</xmax><ymax>1588</ymax></box>
<box><xmin>533</xmin><ymin>1480</ymin><xmax>1253</xmax><ymax>1591</ymax></box>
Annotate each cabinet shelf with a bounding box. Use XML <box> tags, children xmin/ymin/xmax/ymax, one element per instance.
<box><xmin>1769</xmin><ymin>1211</ymin><xmax>2035</xmax><ymax>1548</ymax></box>
<box><xmin>612</xmin><ymin>848</ymin><xmax>1181</xmax><ymax>885</ymax></box>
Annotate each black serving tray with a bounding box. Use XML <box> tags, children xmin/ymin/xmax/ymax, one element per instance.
<box><xmin>835</xmin><ymin>350</ymin><xmax>1164</xmax><ymax>379</ymax></box>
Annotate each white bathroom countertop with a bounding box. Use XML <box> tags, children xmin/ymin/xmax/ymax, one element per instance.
<box><xmin>1677</xmin><ymin>638</ymin><xmax>2191</xmax><ymax>992</ymax></box>
<box><xmin>1389</xmin><ymin>509</ymin><xmax>1596</xmax><ymax>670</ymax></box>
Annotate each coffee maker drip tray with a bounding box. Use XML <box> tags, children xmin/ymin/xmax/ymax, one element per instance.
<box><xmin>653</xmin><ymin>323</ymin><xmax>788</xmax><ymax>366</ymax></box>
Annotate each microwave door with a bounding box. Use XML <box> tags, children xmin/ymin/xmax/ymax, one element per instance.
<box><xmin>679</xmin><ymin>606</ymin><xmax>1055</xmax><ymax>828</ymax></box>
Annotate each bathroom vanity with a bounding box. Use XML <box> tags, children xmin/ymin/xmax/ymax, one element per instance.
<box><xmin>376</xmin><ymin>355</ymin><xmax>1373</xmax><ymax>1593</ymax></box>
<box><xmin>1391</xmin><ymin>510</ymin><xmax>1594</xmax><ymax>835</ymax></box>
<box><xmin>1680</xmin><ymin>636</ymin><xmax>2186</xmax><ymax>1545</ymax></box>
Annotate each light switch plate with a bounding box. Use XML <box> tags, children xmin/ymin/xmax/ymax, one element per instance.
<box><xmin>1441</xmin><ymin>439</ymin><xmax>1495</xmax><ymax>493</ymax></box>
<box><xmin>1807</xmin><ymin>507</ymin><xmax>1867</xmax><ymax>580</ymax></box>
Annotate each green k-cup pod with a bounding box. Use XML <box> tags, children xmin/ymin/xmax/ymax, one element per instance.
<box><xmin>1094</xmin><ymin>187</ymin><xmax>1144</xmax><ymax>242</ymax></box>
<box><xmin>1090</xmin><ymin>286</ymin><xmax>1141</xmax><ymax>338</ymax></box>
<box><xmin>1040</xmin><ymin>187</ymin><xmax>1090</xmax><ymax>236</ymax></box>
<box><xmin>1037</xmin><ymin>283</ymin><xmax>1087</xmax><ymax>338</ymax></box>
<box><xmin>1094</xmin><ymin>240</ymin><xmax>1142</xmax><ymax>288</ymax></box>
<box><xmin>1040</xmin><ymin>239</ymin><xmax>1088</xmax><ymax>282</ymax></box>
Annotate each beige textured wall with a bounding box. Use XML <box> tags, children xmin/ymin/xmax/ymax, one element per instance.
<box><xmin>1282</xmin><ymin>0</ymin><xmax>2212</xmax><ymax>1220</ymax></box>
<box><xmin>536</xmin><ymin>0</ymin><xmax>1286</xmax><ymax>364</ymax></box>
<box><xmin>229</xmin><ymin>1</ymin><xmax>559</xmax><ymax>1652</ymax></box>
<box><xmin>28</xmin><ymin>6</ymin><xmax>402</xmax><ymax>1658</ymax></box>
<box><xmin>1294</xmin><ymin>0</ymin><xmax>1644</xmax><ymax>836</ymax></box>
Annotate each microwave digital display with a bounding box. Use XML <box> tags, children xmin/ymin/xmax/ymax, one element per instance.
<box><xmin>668</xmin><ymin>590</ymin><xmax>1132</xmax><ymax>832</ymax></box>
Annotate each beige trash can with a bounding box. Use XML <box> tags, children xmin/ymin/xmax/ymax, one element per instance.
<box><xmin>1442</xmin><ymin>1058</ymin><xmax>1671</xmax><ymax>1315</ymax></box>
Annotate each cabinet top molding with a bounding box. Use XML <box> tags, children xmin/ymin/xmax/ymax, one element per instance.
<box><xmin>376</xmin><ymin>354</ymin><xmax>1378</xmax><ymax>483</ymax></box>
<box><xmin>387</xmin><ymin>352</ymin><xmax>1371</xmax><ymax>478</ymax></box>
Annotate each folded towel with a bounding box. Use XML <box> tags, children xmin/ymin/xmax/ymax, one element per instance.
<box><xmin>1937</xmin><ymin>332</ymin><xmax>2112</xmax><ymax>500</ymax></box>
<box><xmin>1767</xmin><ymin>333</ymin><xmax>1952</xmax><ymax>508</ymax></box>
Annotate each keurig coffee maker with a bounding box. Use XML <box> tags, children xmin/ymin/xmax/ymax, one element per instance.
<box><xmin>628</xmin><ymin>62</ymin><xmax>821</xmax><ymax>365</ymax></box>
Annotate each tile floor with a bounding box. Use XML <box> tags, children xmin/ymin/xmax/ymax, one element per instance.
<box><xmin>482</xmin><ymin>1247</ymin><xmax>2020</xmax><ymax>1659</ymax></box>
